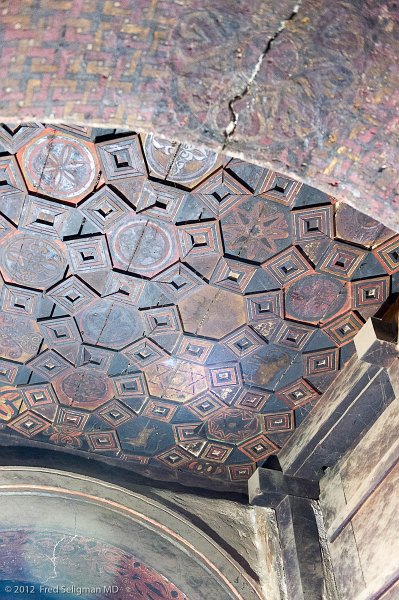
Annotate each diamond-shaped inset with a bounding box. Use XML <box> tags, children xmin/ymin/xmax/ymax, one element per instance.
<box><xmin>143</xmin><ymin>399</ymin><xmax>178</xmax><ymax>422</ymax></box>
<box><xmin>292</xmin><ymin>206</ymin><xmax>333</xmax><ymax>242</ymax></box>
<box><xmin>233</xmin><ymin>389</ymin><xmax>269</xmax><ymax>412</ymax></box>
<box><xmin>223</xmin><ymin>326</ymin><xmax>264</xmax><ymax>358</ymax></box>
<box><xmin>352</xmin><ymin>277</ymin><xmax>390</xmax><ymax>309</ymax></box>
<box><xmin>263</xmin><ymin>247</ymin><xmax>313</xmax><ymax>286</ymax></box>
<box><xmin>0</xmin><ymin>359</ymin><xmax>19</xmax><ymax>384</ymax></box>
<box><xmin>274</xmin><ymin>321</ymin><xmax>314</xmax><ymax>351</ymax></box>
<box><xmin>66</xmin><ymin>236</ymin><xmax>111</xmax><ymax>273</ymax></box>
<box><xmin>207</xmin><ymin>363</ymin><xmax>242</xmax><ymax>388</ymax></box>
<box><xmin>101</xmin><ymin>272</ymin><xmax>144</xmax><ymax>306</ymax></box>
<box><xmin>96</xmin><ymin>136</ymin><xmax>147</xmax><ymax>181</ymax></box>
<box><xmin>304</xmin><ymin>348</ymin><xmax>339</xmax><ymax>376</ymax></box>
<box><xmin>76</xmin><ymin>346</ymin><xmax>114</xmax><ymax>372</ymax></box>
<box><xmin>211</xmin><ymin>257</ymin><xmax>257</xmax><ymax>294</ymax></box>
<box><xmin>192</xmin><ymin>168</ymin><xmax>250</xmax><ymax>216</ymax></box>
<box><xmin>39</xmin><ymin>317</ymin><xmax>81</xmax><ymax>348</ymax></box>
<box><xmin>136</xmin><ymin>180</ymin><xmax>185</xmax><ymax>222</ymax></box>
<box><xmin>21</xmin><ymin>384</ymin><xmax>58</xmax><ymax>409</ymax></box>
<box><xmin>54</xmin><ymin>406</ymin><xmax>89</xmax><ymax>430</ymax></box>
<box><xmin>79</xmin><ymin>186</ymin><xmax>130</xmax><ymax>231</ymax></box>
<box><xmin>373</xmin><ymin>235</ymin><xmax>399</xmax><ymax>274</ymax></box>
<box><xmin>46</xmin><ymin>276</ymin><xmax>97</xmax><ymax>316</ymax></box>
<box><xmin>245</xmin><ymin>291</ymin><xmax>284</xmax><ymax>322</ymax></box>
<box><xmin>201</xmin><ymin>442</ymin><xmax>233</xmax><ymax>463</ymax></box>
<box><xmin>229</xmin><ymin>464</ymin><xmax>255</xmax><ymax>481</ymax></box>
<box><xmin>121</xmin><ymin>338</ymin><xmax>168</xmax><ymax>369</ymax></box>
<box><xmin>173</xmin><ymin>423</ymin><xmax>205</xmax><ymax>443</ymax></box>
<box><xmin>154</xmin><ymin>263</ymin><xmax>203</xmax><ymax>302</ymax></box>
<box><xmin>98</xmin><ymin>400</ymin><xmax>134</xmax><ymax>427</ymax></box>
<box><xmin>0</xmin><ymin>123</ymin><xmax>44</xmax><ymax>153</ymax></box>
<box><xmin>177</xmin><ymin>221</ymin><xmax>222</xmax><ymax>259</ymax></box>
<box><xmin>156</xmin><ymin>447</ymin><xmax>190</xmax><ymax>468</ymax></box>
<box><xmin>143</xmin><ymin>306</ymin><xmax>181</xmax><ymax>336</ymax></box>
<box><xmin>86</xmin><ymin>430</ymin><xmax>120</xmax><ymax>452</ymax></box>
<box><xmin>175</xmin><ymin>335</ymin><xmax>213</xmax><ymax>365</ymax></box>
<box><xmin>29</xmin><ymin>350</ymin><xmax>71</xmax><ymax>380</ymax></box>
<box><xmin>276</xmin><ymin>378</ymin><xmax>320</xmax><ymax>408</ymax></box>
<box><xmin>0</xmin><ymin>155</ymin><xmax>27</xmax><ymax>193</ymax></box>
<box><xmin>1</xmin><ymin>286</ymin><xmax>40</xmax><ymax>316</ymax></box>
<box><xmin>112</xmin><ymin>373</ymin><xmax>147</xmax><ymax>397</ymax></box>
<box><xmin>318</xmin><ymin>242</ymin><xmax>367</xmax><ymax>280</ymax></box>
<box><xmin>238</xmin><ymin>434</ymin><xmax>278</xmax><ymax>461</ymax></box>
<box><xmin>8</xmin><ymin>411</ymin><xmax>49</xmax><ymax>438</ymax></box>
<box><xmin>255</xmin><ymin>170</ymin><xmax>302</xmax><ymax>206</ymax></box>
<box><xmin>186</xmin><ymin>393</ymin><xmax>224</xmax><ymax>420</ymax></box>
<box><xmin>207</xmin><ymin>408</ymin><xmax>261</xmax><ymax>443</ymax></box>
<box><xmin>145</xmin><ymin>358</ymin><xmax>208</xmax><ymax>403</ymax></box>
<box><xmin>322</xmin><ymin>313</ymin><xmax>363</xmax><ymax>349</ymax></box>
<box><xmin>19</xmin><ymin>196</ymin><xmax>70</xmax><ymax>238</ymax></box>
<box><xmin>263</xmin><ymin>412</ymin><xmax>294</xmax><ymax>433</ymax></box>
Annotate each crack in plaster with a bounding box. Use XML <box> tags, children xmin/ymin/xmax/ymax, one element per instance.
<box><xmin>223</xmin><ymin>2</ymin><xmax>303</xmax><ymax>150</ymax></box>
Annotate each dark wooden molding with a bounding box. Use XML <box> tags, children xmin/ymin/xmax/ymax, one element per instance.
<box><xmin>248</xmin><ymin>467</ymin><xmax>319</xmax><ymax>508</ymax></box>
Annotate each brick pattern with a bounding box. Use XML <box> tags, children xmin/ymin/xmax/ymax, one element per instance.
<box><xmin>0</xmin><ymin>1</ymin><xmax>398</xmax><ymax>233</ymax></box>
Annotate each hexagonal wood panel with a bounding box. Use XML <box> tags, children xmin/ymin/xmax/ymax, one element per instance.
<box><xmin>0</xmin><ymin>123</ymin><xmax>396</xmax><ymax>491</ymax></box>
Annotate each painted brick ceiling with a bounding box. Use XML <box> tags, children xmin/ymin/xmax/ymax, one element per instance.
<box><xmin>0</xmin><ymin>123</ymin><xmax>398</xmax><ymax>491</ymax></box>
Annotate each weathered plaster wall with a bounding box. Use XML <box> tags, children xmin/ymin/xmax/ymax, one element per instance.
<box><xmin>0</xmin><ymin>467</ymin><xmax>269</xmax><ymax>599</ymax></box>
<box><xmin>0</xmin><ymin>1</ymin><xmax>398</xmax><ymax>231</ymax></box>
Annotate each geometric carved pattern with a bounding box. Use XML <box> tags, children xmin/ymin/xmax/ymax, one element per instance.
<box><xmin>211</xmin><ymin>257</ymin><xmax>257</xmax><ymax>294</ymax></box>
<box><xmin>207</xmin><ymin>408</ymin><xmax>261</xmax><ymax>443</ymax></box>
<box><xmin>177</xmin><ymin>221</ymin><xmax>222</xmax><ymax>259</ymax></box>
<box><xmin>238</xmin><ymin>434</ymin><xmax>279</xmax><ymax>461</ymax></box>
<box><xmin>263</xmin><ymin>411</ymin><xmax>295</xmax><ymax>433</ymax></box>
<box><xmin>192</xmin><ymin>169</ymin><xmax>250</xmax><ymax>216</ymax></box>
<box><xmin>318</xmin><ymin>242</ymin><xmax>367</xmax><ymax>280</ymax></box>
<box><xmin>351</xmin><ymin>277</ymin><xmax>390</xmax><ymax>309</ymax></box>
<box><xmin>276</xmin><ymin>378</ymin><xmax>320</xmax><ymax>409</ymax></box>
<box><xmin>323</xmin><ymin>312</ymin><xmax>364</xmax><ymax>346</ymax></box>
<box><xmin>8</xmin><ymin>411</ymin><xmax>50</xmax><ymax>438</ymax></box>
<box><xmin>46</xmin><ymin>276</ymin><xmax>97</xmax><ymax>315</ymax></box>
<box><xmin>292</xmin><ymin>206</ymin><xmax>333</xmax><ymax>242</ymax></box>
<box><xmin>304</xmin><ymin>349</ymin><xmax>339</xmax><ymax>376</ymax></box>
<box><xmin>373</xmin><ymin>235</ymin><xmax>399</xmax><ymax>274</ymax></box>
<box><xmin>96</xmin><ymin>136</ymin><xmax>146</xmax><ymax>181</ymax></box>
<box><xmin>223</xmin><ymin>326</ymin><xmax>264</xmax><ymax>358</ymax></box>
<box><xmin>255</xmin><ymin>171</ymin><xmax>302</xmax><ymax>207</ymax></box>
<box><xmin>263</xmin><ymin>246</ymin><xmax>313</xmax><ymax>286</ymax></box>
<box><xmin>66</xmin><ymin>236</ymin><xmax>111</xmax><ymax>273</ymax></box>
<box><xmin>79</xmin><ymin>186</ymin><xmax>130</xmax><ymax>231</ymax></box>
<box><xmin>245</xmin><ymin>290</ymin><xmax>284</xmax><ymax>322</ymax></box>
<box><xmin>0</xmin><ymin>124</ymin><xmax>393</xmax><ymax>491</ymax></box>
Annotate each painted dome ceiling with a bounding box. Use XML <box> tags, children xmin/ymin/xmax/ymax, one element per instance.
<box><xmin>0</xmin><ymin>123</ymin><xmax>397</xmax><ymax>491</ymax></box>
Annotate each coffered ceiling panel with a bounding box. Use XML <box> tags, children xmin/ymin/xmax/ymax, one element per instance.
<box><xmin>0</xmin><ymin>123</ymin><xmax>397</xmax><ymax>491</ymax></box>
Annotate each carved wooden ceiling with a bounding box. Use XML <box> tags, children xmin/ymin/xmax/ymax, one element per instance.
<box><xmin>0</xmin><ymin>123</ymin><xmax>397</xmax><ymax>491</ymax></box>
